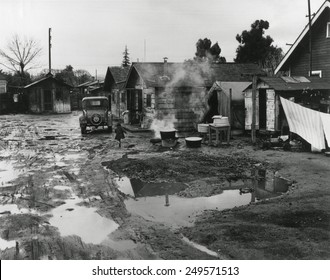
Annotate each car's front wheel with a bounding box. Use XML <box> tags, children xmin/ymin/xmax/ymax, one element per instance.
<box><xmin>81</xmin><ymin>126</ymin><xmax>87</xmax><ymax>134</ymax></box>
<box><xmin>107</xmin><ymin>126</ymin><xmax>112</xmax><ymax>133</ymax></box>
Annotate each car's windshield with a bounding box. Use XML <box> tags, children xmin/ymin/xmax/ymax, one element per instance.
<box><xmin>82</xmin><ymin>99</ymin><xmax>108</xmax><ymax>110</ymax></box>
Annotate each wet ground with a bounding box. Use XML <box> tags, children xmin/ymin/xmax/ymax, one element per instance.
<box><xmin>0</xmin><ymin>113</ymin><xmax>329</xmax><ymax>260</ymax></box>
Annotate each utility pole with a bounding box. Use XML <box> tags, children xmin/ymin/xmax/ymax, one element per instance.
<box><xmin>307</xmin><ymin>0</ymin><xmax>312</xmax><ymax>75</ymax></box>
<box><xmin>49</xmin><ymin>28</ymin><xmax>52</xmax><ymax>74</ymax></box>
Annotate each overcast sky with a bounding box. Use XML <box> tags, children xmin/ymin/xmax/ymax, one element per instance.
<box><xmin>0</xmin><ymin>0</ymin><xmax>326</xmax><ymax>77</ymax></box>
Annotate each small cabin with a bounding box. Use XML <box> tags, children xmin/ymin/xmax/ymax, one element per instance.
<box><xmin>24</xmin><ymin>73</ymin><xmax>72</xmax><ymax>113</ymax></box>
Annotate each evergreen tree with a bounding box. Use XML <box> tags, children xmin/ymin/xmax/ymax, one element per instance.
<box><xmin>122</xmin><ymin>45</ymin><xmax>131</xmax><ymax>68</ymax></box>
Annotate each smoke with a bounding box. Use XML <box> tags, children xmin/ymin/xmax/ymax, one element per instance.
<box><xmin>150</xmin><ymin>114</ymin><xmax>177</xmax><ymax>138</ymax></box>
<box><xmin>149</xmin><ymin>60</ymin><xmax>213</xmax><ymax>136</ymax></box>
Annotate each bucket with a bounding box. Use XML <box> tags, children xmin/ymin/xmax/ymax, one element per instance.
<box><xmin>160</xmin><ymin>130</ymin><xmax>176</xmax><ymax>140</ymax></box>
<box><xmin>185</xmin><ymin>137</ymin><xmax>202</xmax><ymax>148</ymax></box>
<box><xmin>197</xmin><ymin>124</ymin><xmax>210</xmax><ymax>133</ymax></box>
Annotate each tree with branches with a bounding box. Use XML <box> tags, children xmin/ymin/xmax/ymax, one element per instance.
<box><xmin>195</xmin><ymin>38</ymin><xmax>226</xmax><ymax>63</ymax></box>
<box><xmin>0</xmin><ymin>34</ymin><xmax>42</xmax><ymax>77</ymax></box>
<box><xmin>235</xmin><ymin>20</ymin><xmax>283</xmax><ymax>75</ymax></box>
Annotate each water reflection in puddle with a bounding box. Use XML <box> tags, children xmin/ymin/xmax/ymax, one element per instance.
<box><xmin>0</xmin><ymin>204</ymin><xmax>37</xmax><ymax>215</ymax></box>
<box><xmin>0</xmin><ymin>160</ymin><xmax>26</xmax><ymax>187</ymax></box>
<box><xmin>0</xmin><ymin>238</ymin><xmax>16</xmax><ymax>250</ymax></box>
<box><xmin>125</xmin><ymin>190</ymin><xmax>251</xmax><ymax>227</ymax></box>
<box><xmin>116</xmin><ymin>173</ymin><xmax>291</xmax><ymax>228</ymax></box>
<box><xmin>48</xmin><ymin>193</ymin><xmax>118</xmax><ymax>244</ymax></box>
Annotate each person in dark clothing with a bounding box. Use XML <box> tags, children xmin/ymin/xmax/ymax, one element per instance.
<box><xmin>114</xmin><ymin>123</ymin><xmax>125</xmax><ymax>147</ymax></box>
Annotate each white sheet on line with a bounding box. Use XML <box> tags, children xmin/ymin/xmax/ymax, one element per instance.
<box><xmin>280</xmin><ymin>97</ymin><xmax>326</xmax><ymax>150</ymax></box>
<box><xmin>320</xmin><ymin>112</ymin><xmax>330</xmax><ymax>145</ymax></box>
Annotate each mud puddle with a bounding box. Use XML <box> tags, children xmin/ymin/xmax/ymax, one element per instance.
<box><xmin>0</xmin><ymin>203</ymin><xmax>38</xmax><ymax>215</ymax></box>
<box><xmin>114</xmin><ymin>171</ymin><xmax>292</xmax><ymax>228</ymax></box>
<box><xmin>48</xmin><ymin>190</ymin><xmax>118</xmax><ymax>244</ymax></box>
<box><xmin>124</xmin><ymin>190</ymin><xmax>251</xmax><ymax>227</ymax></box>
<box><xmin>0</xmin><ymin>160</ymin><xmax>27</xmax><ymax>187</ymax></box>
<box><xmin>0</xmin><ymin>238</ymin><xmax>16</xmax><ymax>250</ymax></box>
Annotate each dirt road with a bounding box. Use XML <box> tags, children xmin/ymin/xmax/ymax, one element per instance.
<box><xmin>0</xmin><ymin>113</ymin><xmax>329</xmax><ymax>259</ymax></box>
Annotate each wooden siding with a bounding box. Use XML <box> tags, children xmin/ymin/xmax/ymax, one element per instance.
<box><xmin>286</xmin><ymin>8</ymin><xmax>330</xmax><ymax>78</ymax></box>
<box><xmin>27</xmin><ymin>80</ymin><xmax>71</xmax><ymax>113</ymax></box>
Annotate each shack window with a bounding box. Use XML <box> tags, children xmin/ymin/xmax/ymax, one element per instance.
<box><xmin>327</xmin><ymin>22</ymin><xmax>330</xmax><ymax>38</ymax></box>
<box><xmin>146</xmin><ymin>93</ymin><xmax>152</xmax><ymax>107</ymax></box>
<box><xmin>310</xmin><ymin>70</ymin><xmax>322</xmax><ymax>78</ymax></box>
<box><xmin>121</xmin><ymin>91</ymin><xmax>126</xmax><ymax>103</ymax></box>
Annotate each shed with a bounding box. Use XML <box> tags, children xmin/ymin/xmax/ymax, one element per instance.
<box><xmin>205</xmin><ymin>63</ymin><xmax>265</xmax><ymax>129</ymax></box>
<box><xmin>24</xmin><ymin>73</ymin><xmax>72</xmax><ymax>113</ymax></box>
<box><xmin>243</xmin><ymin>76</ymin><xmax>330</xmax><ymax>133</ymax></box>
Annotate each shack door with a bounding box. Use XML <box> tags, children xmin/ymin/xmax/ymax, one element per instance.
<box><xmin>44</xmin><ymin>90</ymin><xmax>52</xmax><ymax>111</ymax></box>
<box><xmin>266</xmin><ymin>89</ymin><xmax>275</xmax><ymax>131</ymax></box>
<box><xmin>127</xmin><ymin>89</ymin><xmax>142</xmax><ymax>124</ymax></box>
<box><xmin>244</xmin><ymin>90</ymin><xmax>259</xmax><ymax>130</ymax></box>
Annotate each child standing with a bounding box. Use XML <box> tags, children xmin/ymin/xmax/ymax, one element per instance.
<box><xmin>114</xmin><ymin>123</ymin><xmax>125</xmax><ymax>147</ymax></box>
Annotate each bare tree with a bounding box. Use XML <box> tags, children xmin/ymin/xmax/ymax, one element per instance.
<box><xmin>0</xmin><ymin>34</ymin><xmax>42</xmax><ymax>75</ymax></box>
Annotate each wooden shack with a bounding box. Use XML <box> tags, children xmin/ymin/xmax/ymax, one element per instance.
<box><xmin>103</xmin><ymin>66</ymin><xmax>129</xmax><ymax>119</ymax></box>
<box><xmin>243</xmin><ymin>76</ymin><xmax>330</xmax><ymax>133</ymax></box>
<box><xmin>124</xmin><ymin>61</ymin><xmax>210</xmax><ymax>132</ymax></box>
<box><xmin>24</xmin><ymin>73</ymin><xmax>72</xmax><ymax>113</ymax></box>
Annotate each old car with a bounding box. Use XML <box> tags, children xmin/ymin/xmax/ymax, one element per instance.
<box><xmin>79</xmin><ymin>96</ymin><xmax>112</xmax><ymax>134</ymax></box>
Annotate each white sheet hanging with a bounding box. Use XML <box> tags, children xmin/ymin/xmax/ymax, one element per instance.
<box><xmin>320</xmin><ymin>112</ymin><xmax>330</xmax><ymax>145</ymax></box>
<box><xmin>280</xmin><ymin>97</ymin><xmax>326</xmax><ymax>150</ymax></box>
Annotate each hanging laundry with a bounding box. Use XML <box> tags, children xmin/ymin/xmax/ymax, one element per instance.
<box><xmin>280</xmin><ymin>97</ymin><xmax>325</xmax><ymax>150</ymax></box>
<box><xmin>320</xmin><ymin>112</ymin><xmax>330</xmax><ymax>146</ymax></box>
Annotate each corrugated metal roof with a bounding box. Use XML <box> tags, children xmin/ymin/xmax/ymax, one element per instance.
<box><xmin>260</xmin><ymin>76</ymin><xmax>330</xmax><ymax>91</ymax></box>
<box><xmin>244</xmin><ymin>76</ymin><xmax>330</xmax><ymax>91</ymax></box>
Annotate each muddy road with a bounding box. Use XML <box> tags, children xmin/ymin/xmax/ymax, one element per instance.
<box><xmin>0</xmin><ymin>113</ymin><xmax>329</xmax><ymax>260</ymax></box>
